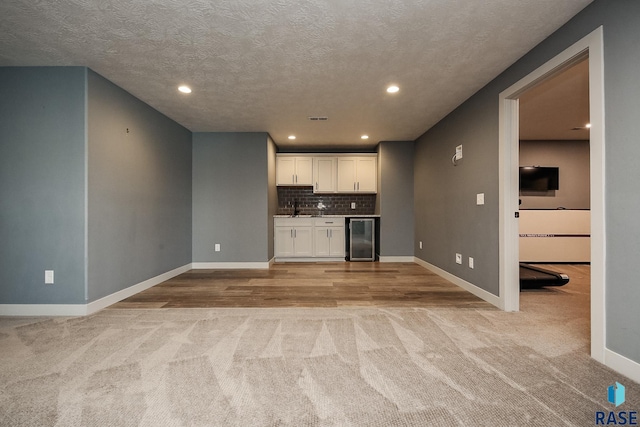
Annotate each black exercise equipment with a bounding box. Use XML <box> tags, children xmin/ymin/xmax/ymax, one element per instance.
<box><xmin>519</xmin><ymin>263</ymin><xmax>570</xmax><ymax>288</ymax></box>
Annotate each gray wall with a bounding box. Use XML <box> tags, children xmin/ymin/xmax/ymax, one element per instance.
<box><xmin>87</xmin><ymin>70</ymin><xmax>192</xmax><ymax>302</ymax></box>
<box><xmin>0</xmin><ymin>67</ymin><xmax>87</xmax><ymax>304</ymax></box>
<box><xmin>519</xmin><ymin>140</ymin><xmax>590</xmax><ymax>209</ymax></box>
<box><xmin>414</xmin><ymin>89</ymin><xmax>500</xmax><ymax>294</ymax></box>
<box><xmin>267</xmin><ymin>136</ymin><xmax>278</xmax><ymax>260</ymax></box>
<box><xmin>192</xmin><ymin>132</ymin><xmax>271</xmax><ymax>263</ymax></box>
<box><xmin>414</xmin><ymin>0</ymin><xmax>640</xmax><ymax>363</ymax></box>
<box><xmin>378</xmin><ymin>141</ymin><xmax>415</xmax><ymax>257</ymax></box>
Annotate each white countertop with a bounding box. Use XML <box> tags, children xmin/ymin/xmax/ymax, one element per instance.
<box><xmin>273</xmin><ymin>214</ymin><xmax>380</xmax><ymax>218</ymax></box>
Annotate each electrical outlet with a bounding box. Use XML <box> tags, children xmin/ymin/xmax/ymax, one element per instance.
<box><xmin>45</xmin><ymin>270</ymin><xmax>54</xmax><ymax>284</ymax></box>
<box><xmin>469</xmin><ymin>257</ymin><xmax>474</xmax><ymax>269</ymax></box>
<box><xmin>351</xmin><ymin>202</ymin><xmax>356</xmax><ymax>209</ymax></box>
<box><xmin>419</xmin><ymin>241</ymin><xmax>423</xmax><ymax>249</ymax></box>
<box><xmin>455</xmin><ymin>253</ymin><xmax>462</xmax><ymax>264</ymax></box>
<box><xmin>215</xmin><ymin>243</ymin><xmax>221</xmax><ymax>252</ymax></box>
<box><xmin>476</xmin><ymin>193</ymin><xmax>485</xmax><ymax>205</ymax></box>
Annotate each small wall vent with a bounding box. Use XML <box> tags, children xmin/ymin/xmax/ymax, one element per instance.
<box><xmin>308</xmin><ymin>116</ymin><xmax>329</xmax><ymax>121</ymax></box>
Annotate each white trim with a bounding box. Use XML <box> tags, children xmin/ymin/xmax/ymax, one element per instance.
<box><xmin>85</xmin><ymin>263</ymin><xmax>192</xmax><ymax>314</ymax></box>
<box><xmin>379</xmin><ymin>256</ymin><xmax>415</xmax><ymax>263</ymax></box>
<box><xmin>0</xmin><ymin>263</ymin><xmax>192</xmax><ymax>317</ymax></box>
<box><xmin>0</xmin><ymin>304</ymin><xmax>88</xmax><ymax>317</ymax></box>
<box><xmin>605</xmin><ymin>349</ymin><xmax>640</xmax><ymax>384</ymax></box>
<box><xmin>498</xmin><ymin>27</ymin><xmax>606</xmax><ymax>363</ymax></box>
<box><xmin>192</xmin><ymin>262</ymin><xmax>271</xmax><ymax>269</ymax></box>
<box><xmin>498</xmin><ymin>95</ymin><xmax>520</xmax><ymax>312</ymax></box>
<box><xmin>273</xmin><ymin>258</ymin><xmax>345</xmax><ymax>263</ymax></box>
<box><xmin>587</xmin><ymin>27</ymin><xmax>607</xmax><ymax>365</ymax></box>
<box><xmin>414</xmin><ymin>257</ymin><xmax>502</xmax><ymax>308</ymax></box>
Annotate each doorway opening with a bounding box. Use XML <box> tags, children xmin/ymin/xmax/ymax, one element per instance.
<box><xmin>498</xmin><ymin>27</ymin><xmax>605</xmax><ymax>363</ymax></box>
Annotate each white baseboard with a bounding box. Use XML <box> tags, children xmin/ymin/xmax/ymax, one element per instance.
<box><xmin>273</xmin><ymin>258</ymin><xmax>345</xmax><ymax>263</ymax></box>
<box><xmin>605</xmin><ymin>348</ymin><xmax>640</xmax><ymax>384</ymax></box>
<box><xmin>0</xmin><ymin>263</ymin><xmax>192</xmax><ymax>317</ymax></box>
<box><xmin>0</xmin><ymin>304</ymin><xmax>88</xmax><ymax>317</ymax></box>
<box><xmin>413</xmin><ymin>257</ymin><xmax>502</xmax><ymax>308</ymax></box>
<box><xmin>192</xmin><ymin>262</ymin><xmax>270</xmax><ymax>269</ymax></box>
<box><xmin>86</xmin><ymin>263</ymin><xmax>192</xmax><ymax>315</ymax></box>
<box><xmin>379</xmin><ymin>256</ymin><xmax>415</xmax><ymax>262</ymax></box>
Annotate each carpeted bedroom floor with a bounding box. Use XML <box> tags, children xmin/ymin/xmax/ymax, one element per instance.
<box><xmin>1</xmin><ymin>264</ymin><xmax>638</xmax><ymax>426</ymax></box>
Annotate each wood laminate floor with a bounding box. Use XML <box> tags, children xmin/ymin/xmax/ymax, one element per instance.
<box><xmin>112</xmin><ymin>262</ymin><xmax>496</xmax><ymax>309</ymax></box>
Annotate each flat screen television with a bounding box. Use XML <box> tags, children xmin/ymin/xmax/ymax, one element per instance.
<box><xmin>519</xmin><ymin>166</ymin><xmax>559</xmax><ymax>191</ymax></box>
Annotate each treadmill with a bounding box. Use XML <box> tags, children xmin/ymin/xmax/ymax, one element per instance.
<box><xmin>519</xmin><ymin>263</ymin><xmax>570</xmax><ymax>288</ymax></box>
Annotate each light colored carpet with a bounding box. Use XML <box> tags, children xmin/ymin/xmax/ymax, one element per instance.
<box><xmin>1</xmin><ymin>267</ymin><xmax>638</xmax><ymax>426</ymax></box>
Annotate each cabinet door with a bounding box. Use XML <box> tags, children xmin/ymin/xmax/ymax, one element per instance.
<box><xmin>356</xmin><ymin>157</ymin><xmax>377</xmax><ymax>193</ymax></box>
<box><xmin>293</xmin><ymin>226</ymin><xmax>313</xmax><ymax>257</ymax></box>
<box><xmin>276</xmin><ymin>157</ymin><xmax>296</xmax><ymax>185</ymax></box>
<box><xmin>275</xmin><ymin>227</ymin><xmax>294</xmax><ymax>257</ymax></box>
<box><xmin>314</xmin><ymin>227</ymin><xmax>331</xmax><ymax>256</ymax></box>
<box><xmin>313</xmin><ymin>157</ymin><xmax>337</xmax><ymax>193</ymax></box>
<box><xmin>295</xmin><ymin>157</ymin><xmax>313</xmax><ymax>185</ymax></box>
<box><xmin>329</xmin><ymin>227</ymin><xmax>345</xmax><ymax>257</ymax></box>
<box><xmin>337</xmin><ymin>158</ymin><xmax>357</xmax><ymax>192</ymax></box>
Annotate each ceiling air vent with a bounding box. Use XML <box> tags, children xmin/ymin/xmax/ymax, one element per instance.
<box><xmin>308</xmin><ymin>116</ymin><xmax>329</xmax><ymax>121</ymax></box>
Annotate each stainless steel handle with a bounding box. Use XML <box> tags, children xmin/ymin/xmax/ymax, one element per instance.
<box><xmin>326</xmin><ymin>230</ymin><xmax>329</xmax><ymax>238</ymax></box>
<box><xmin>292</xmin><ymin>174</ymin><xmax>295</xmax><ymax>184</ymax></box>
<box><xmin>316</xmin><ymin>182</ymin><xmax>318</xmax><ymax>189</ymax></box>
<box><xmin>294</xmin><ymin>229</ymin><xmax>297</xmax><ymax>238</ymax></box>
<box><xmin>354</xmin><ymin>182</ymin><xmax>356</xmax><ymax>191</ymax></box>
<box><xmin>330</xmin><ymin>229</ymin><xmax>333</xmax><ymax>238</ymax></box>
<box><xmin>295</xmin><ymin>174</ymin><xmax>298</xmax><ymax>183</ymax></box>
<box><xmin>357</xmin><ymin>182</ymin><xmax>360</xmax><ymax>190</ymax></box>
<box><xmin>290</xmin><ymin>229</ymin><xmax>293</xmax><ymax>238</ymax></box>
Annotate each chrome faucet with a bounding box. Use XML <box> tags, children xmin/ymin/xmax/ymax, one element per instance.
<box><xmin>317</xmin><ymin>200</ymin><xmax>326</xmax><ymax>216</ymax></box>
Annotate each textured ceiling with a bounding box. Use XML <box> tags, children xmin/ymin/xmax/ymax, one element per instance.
<box><xmin>0</xmin><ymin>0</ymin><xmax>593</xmax><ymax>149</ymax></box>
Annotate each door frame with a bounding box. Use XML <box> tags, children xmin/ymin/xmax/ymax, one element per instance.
<box><xmin>498</xmin><ymin>27</ymin><xmax>605</xmax><ymax>363</ymax></box>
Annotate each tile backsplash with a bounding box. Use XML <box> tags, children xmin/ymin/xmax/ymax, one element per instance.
<box><xmin>277</xmin><ymin>187</ymin><xmax>376</xmax><ymax>215</ymax></box>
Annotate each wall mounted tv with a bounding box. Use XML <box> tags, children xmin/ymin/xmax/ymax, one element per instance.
<box><xmin>519</xmin><ymin>166</ymin><xmax>559</xmax><ymax>191</ymax></box>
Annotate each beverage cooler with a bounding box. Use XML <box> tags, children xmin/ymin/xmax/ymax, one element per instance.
<box><xmin>349</xmin><ymin>218</ymin><xmax>375</xmax><ymax>261</ymax></box>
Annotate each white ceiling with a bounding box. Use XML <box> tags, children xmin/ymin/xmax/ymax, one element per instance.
<box><xmin>519</xmin><ymin>58</ymin><xmax>590</xmax><ymax>141</ymax></box>
<box><xmin>0</xmin><ymin>0</ymin><xmax>593</xmax><ymax>149</ymax></box>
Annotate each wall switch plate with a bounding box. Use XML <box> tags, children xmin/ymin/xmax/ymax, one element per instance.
<box><xmin>419</xmin><ymin>241</ymin><xmax>423</xmax><ymax>249</ymax></box>
<box><xmin>455</xmin><ymin>253</ymin><xmax>462</xmax><ymax>264</ymax></box>
<box><xmin>476</xmin><ymin>193</ymin><xmax>485</xmax><ymax>205</ymax></box>
<box><xmin>214</xmin><ymin>243</ymin><xmax>221</xmax><ymax>252</ymax></box>
<box><xmin>45</xmin><ymin>270</ymin><xmax>54</xmax><ymax>284</ymax></box>
<box><xmin>469</xmin><ymin>257</ymin><xmax>474</xmax><ymax>269</ymax></box>
<box><xmin>351</xmin><ymin>202</ymin><xmax>356</xmax><ymax>209</ymax></box>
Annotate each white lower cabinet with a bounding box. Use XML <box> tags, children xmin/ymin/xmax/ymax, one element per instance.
<box><xmin>274</xmin><ymin>217</ymin><xmax>345</xmax><ymax>260</ymax></box>
<box><xmin>274</xmin><ymin>219</ymin><xmax>313</xmax><ymax>257</ymax></box>
<box><xmin>314</xmin><ymin>219</ymin><xmax>345</xmax><ymax>258</ymax></box>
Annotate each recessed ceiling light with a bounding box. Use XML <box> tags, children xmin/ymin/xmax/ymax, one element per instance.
<box><xmin>288</xmin><ymin>135</ymin><xmax>296</xmax><ymax>140</ymax></box>
<box><xmin>178</xmin><ymin>85</ymin><xmax>192</xmax><ymax>94</ymax></box>
<box><xmin>361</xmin><ymin>135</ymin><xmax>369</xmax><ymax>140</ymax></box>
<box><xmin>585</xmin><ymin>123</ymin><xmax>592</xmax><ymax>128</ymax></box>
<box><xmin>386</xmin><ymin>85</ymin><xmax>399</xmax><ymax>93</ymax></box>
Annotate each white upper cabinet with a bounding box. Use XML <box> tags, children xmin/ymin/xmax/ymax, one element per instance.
<box><xmin>337</xmin><ymin>156</ymin><xmax>377</xmax><ymax>193</ymax></box>
<box><xmin>276</xmin><ymin>156</ymin><xmax>313</xmax><ymax>186</ymax></box>
<box><xmin>276</xmin><ymin>153</ymin><xmax>376</xmax><ymax>193</ymax></box>
<box><xmin>313</xmin><ymin>157</ymin><xmax>337</xmax><ymax>193</ymax></box>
